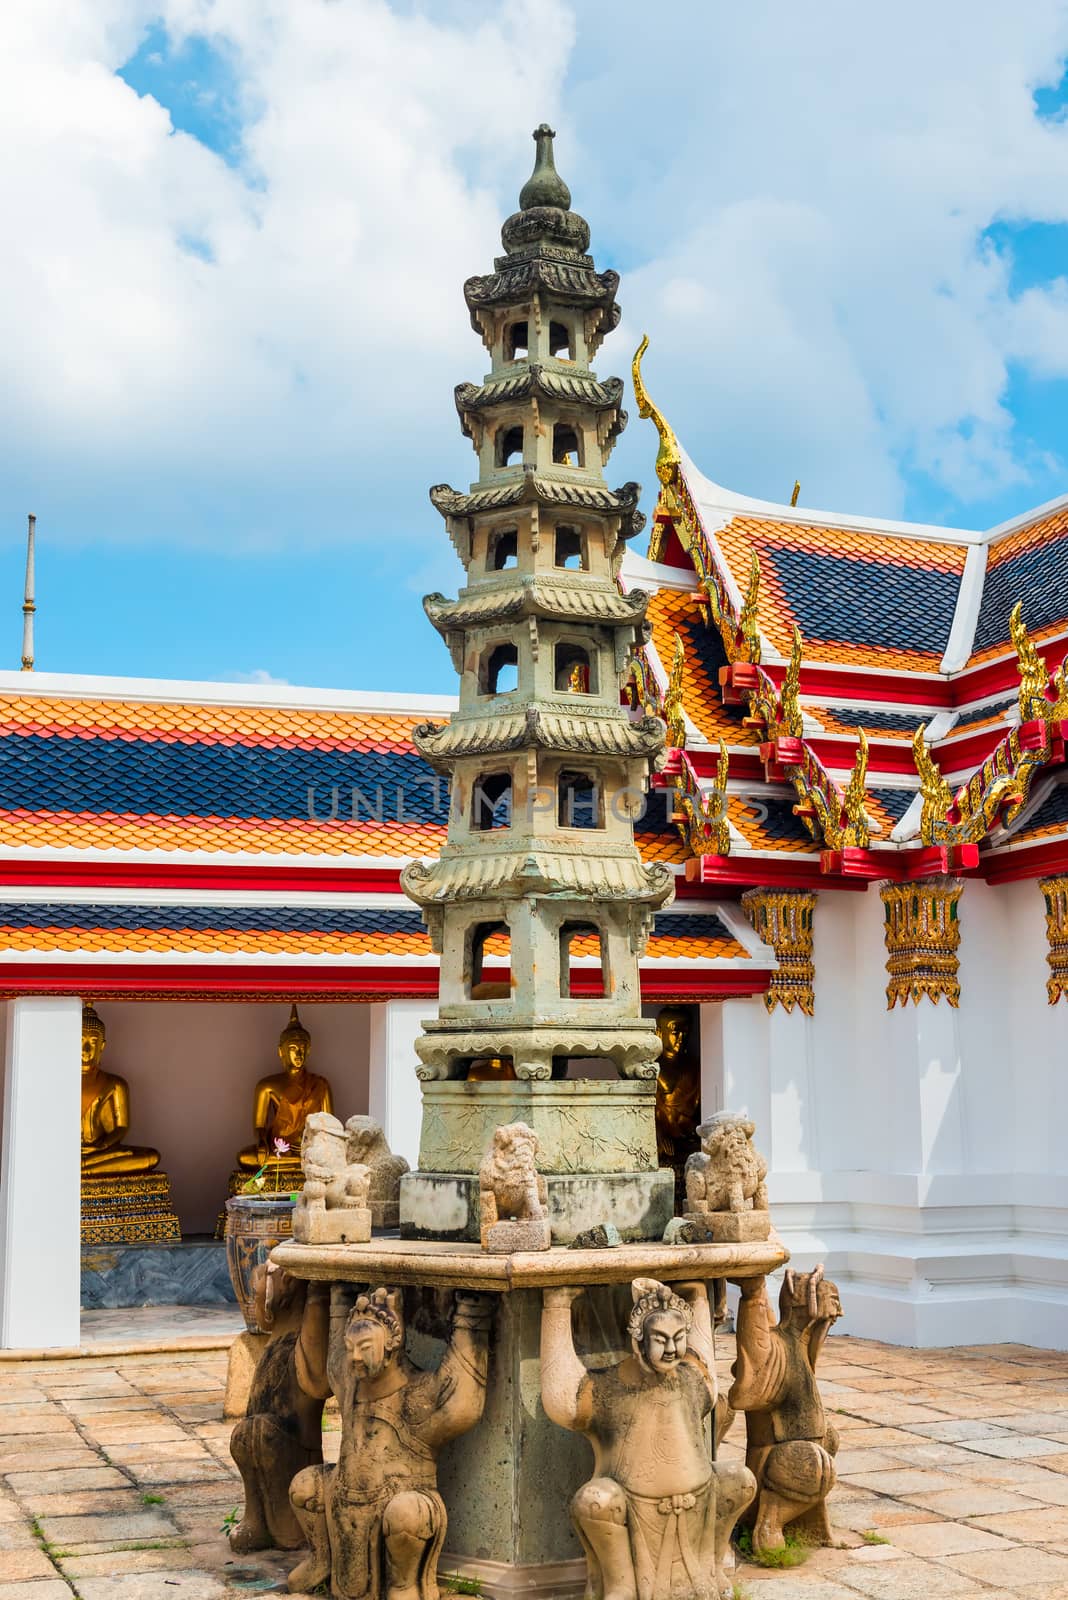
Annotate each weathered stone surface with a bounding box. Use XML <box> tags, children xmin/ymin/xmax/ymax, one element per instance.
<box><xmin>698</xmin><ymin>1210</ymin><xmax>771</xmax><ymax>1243</ymax></box>
<box><xmin>541</xmin><ymin>1279</ymin><xmax>756</xmax><ymax>1600</ymax></box>
<box><xmin>222</xmin><ymin>1331</ymin><xmax>268</xmax><ymax>1420</ymax></box>
<box><xmin>417</xmin><ymin>1079</ymin><xmax>659</xmax><ymax>1177</ymax></box>
<box><xmin>684</xmin><ymin>1113</ymin><xmax>769</xmax><ymax>1219</ymax></box>
<box><xmin>401</xmin><ymin>1169</ymin><xmax>674</xmax><ymax>1244</ymax></box>
<box><xmin>342</xmin><ymin>1116</ymin><xmax>409</xmax><ymax>1229</ymax></box>
<box><xmin>729</xmin><ymin>1265</ymin><xmax>842</xmax><ymax>1554</ymax></box>
<box><xmin>293</xmin><ymin>1206</ymin><xmax>371</xmax><ymax>1246</ymax></box>
<box><xmin>479</xmin><ymin>1123</ymin><xmax>549</xmax><ymax>1250</ymax></box>
<box><xmin>486</xmin><ymin>1218</ymin><xmax>552</xmax><ymax>1254</ymax></box>
<box><xmin>568</xmin><ymin>1224</ymin><xmax>620</xmax><ymax>1249</ymax></box>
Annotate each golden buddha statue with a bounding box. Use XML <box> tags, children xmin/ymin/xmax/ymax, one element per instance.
<box><xmin>466</xmin><ymin>1055</ymin><xmax>517</xmax><ymax>1082</ymax></box>
<box><xmin>654</xmin><ymin>1005</ymin><xmax>701</xmax><ymax>1168</ymax></box>
<box><xmin>236</xmin><ymin>1005</ymin><xmax>333</xmax><ymax>1174</ymax></box>
<box><xmin>81</xmin><ymin>1002</ymin><xmax>161</xmax><ymax>1175</ymax></box>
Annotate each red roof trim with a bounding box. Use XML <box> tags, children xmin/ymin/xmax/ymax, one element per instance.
<box><xmin>0</xmin><ymin>960</ymin><xmax>773</xmax><ymax>1002</ymax></box>
<box><xmin>0</xmin><ymin>861</ymin><xmax>406</xmax><ymax>893</ymax></box>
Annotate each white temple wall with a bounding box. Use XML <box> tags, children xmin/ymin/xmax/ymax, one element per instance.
<box><xmin>724</xmin><ymin>878</ymin><xmax>1068</xmax><ymax>1349</ymax></box>
<box><xmin>98</xmin><ymin>1000</ymin><xmax>372</xmax><ymax>1236</ymax></box>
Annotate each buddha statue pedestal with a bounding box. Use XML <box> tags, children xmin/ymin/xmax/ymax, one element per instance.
<box><xmin>81</xmin><ymin>1172</ymin><xmax>181</xmax><ymax>1246</ymax></box>
<box><xmin>79</xmin><ymin>1002</ymin><xmax>181</xmax><ymax>1246</ymax></box>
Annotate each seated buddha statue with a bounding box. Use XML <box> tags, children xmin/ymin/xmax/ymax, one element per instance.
<box><xmin>654</xmin><ymin>1004</ymin><xmax>701</xmax><ymax>1168</ymax></box>
<box><xmin>236</xmin><ymin>1005</ymin><xmax>333</xmax><ymax>1175</ymax></box>
<box><xmin>81</xmin><ymin>1002</ymin><xmax>161</xmax><ymax>1175</ymax></box>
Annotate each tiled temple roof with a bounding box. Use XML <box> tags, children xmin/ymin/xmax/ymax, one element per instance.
<box><xmin>0</xmin><ymin>675</ymin><xmax>766</xmax><ymax>992</ymax></box>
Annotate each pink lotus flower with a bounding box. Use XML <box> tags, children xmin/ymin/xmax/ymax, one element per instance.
<box><xmin>273</xmin><ymin>1138</ymin><xmax>291</xmax><ymax>1155</ymax></box>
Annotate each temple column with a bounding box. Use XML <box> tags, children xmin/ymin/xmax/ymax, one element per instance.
<box><xmin>0</xmin><ymin>996</ymin><xmax>82</xmax><ymax>1349</ymax></box>
<box><xmin>367</xmin><ymin>999</ymin><xmax>425</xmax><ymax>1171</ymax></box>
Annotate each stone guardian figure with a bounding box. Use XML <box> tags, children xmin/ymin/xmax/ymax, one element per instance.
<box><xmin>541</xmin><ymin>1278</ymin><xmax>756</xmax><ymax>1600</ymax></box>
<box><xmin>727</xmin><ymin>1266</ymin><xmax>842</xmax><ymax>1553</ymax></box>
<box><xmin>228</xmin><ymin>1263</ymin><xmax>329</xmax><ymax>1552</ymax></box>
<box><xmin>288</xmin><ymin>1286</ymin><xmax>492</xmax><ymax>1600</ymax></box>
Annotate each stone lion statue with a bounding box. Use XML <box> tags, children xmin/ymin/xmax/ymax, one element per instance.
<box><xmin>685</xmin><ymin>1111</ymin><xmax>768</xmax><ymax>1216</ymax></box>
<box><xmin>479</xmin><ymin>1121</ymin><xmax>549</xmax><ymax>1251</ymax></box>
<box><xmin>343</xmin><ymin>1115</ymin><xmax>410</xmax><ymax>1228</ymax></box>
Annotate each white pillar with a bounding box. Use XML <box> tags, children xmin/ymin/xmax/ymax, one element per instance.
<box><xmin>718</xmin><ymin>996</ymin><xmax>771</xmax><ymax>1135</ymax></box>
<box><xmin>368</xmin><ymin>999</ymin><xmax>427</xmax><ymax>1171</ymax></box>
<box><xmin>0</xmin><ymin>997</ymin><xmax>82</xmax><ymax>1349</ymax></box>
<box><xmin>768</xmin><ymin>1008</ymin><xmax>818</xmax><ymax>1171</ymax></box>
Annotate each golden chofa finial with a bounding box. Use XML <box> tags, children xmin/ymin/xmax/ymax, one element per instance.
<box><xmin>632</xmin><ymin>335</ymin><xmax>681</xmax><ymax>488</ymax></box>
<box><xmin>20</xmin><ymin>513</ymin><xmax>35</xmax><ymax>671</ymax></box>
<box><xmin>790</xmin><ymin>480</ymin><xmax>801</xmax><ymax>507</ymax></box>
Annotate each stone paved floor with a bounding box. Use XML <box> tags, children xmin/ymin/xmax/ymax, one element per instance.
<box><xmin>0</xmin><ymin>1329</ymin><xmax>1067</xmax><ymax>1597</ymax></box>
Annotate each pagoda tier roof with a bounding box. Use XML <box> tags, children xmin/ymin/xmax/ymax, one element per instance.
<box><xmin>455</xmin><ymin>368</ymin><xmax>624</xmax><ymax>429</ymax></box>
<box><xmin>429</xmin><ymin>473</ymin><xmax>644</xmax><ymax>541</ymax></box>
<box><xmin>412</xmin><ymin>708</ymin><xmax>666</xmax><ymax>768</ymax></box>
<box><xmin>402</xmin><ymin>847</ymin><xmax>674</xmax><ymax>905</ymax></box>
<box><xmin>423</xmin><ymin>576</ymin><xmax>648</xmax><ymax>634</ymax></box>
<box><xmin>463</xmin><ymin>257</ymin><xmax>620</xmax><ymax>329</ymax></box>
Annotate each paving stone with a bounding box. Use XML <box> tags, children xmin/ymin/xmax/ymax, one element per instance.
<box><xmin>888</xmin><ymin>1521</ymin><xmax>1014</xmax><ymax>1556</ymax></box>
<box><xmin>0</xmin><ymin>1550</ymin><xmax>59</xmax><ymax>1581</ymax></box>
<box><xmin>21</xmin><ymin>1491</ymin><xmax>145</xmax><ymax>1517</ymax></box>
<box><xmin>907</xmin><ymin>1419</ymin><xmax>1013</xmax><ymax>1442</ymax></box>
<box><xmin>5</xmin><ymin>1469</ymin><xmax>128</xmax><ymax>1496</ymax></box>
<box><xmin>128</xmin><ymin>1461</ymin><xmax>235</xmax><ymax>1487</ymax></box>
<box><xmin>34</xmin><ymin>1511</ymin><xmax>179</xmax><ymax>1550</ymax></box>
<box><xmin>59</xmin><ymin>1547</ymin><xmax>197</xmax><ymax>1578</ymax></box>
<box><xmin>958</xmin><ymin>1434</ymin><xmax>1068</xmax><ymax>1459</ymax></box>
<box><xmin>0</xmin><ymin>1582</ymin><xmax>74</xmax><ymax>1598</ymax></box>
<box><xmin>904</xmin><ymin>1486</ymin><xmax>1048</xmax><ymax>1518</ymax></box>
<box><xmin>105</xmin><ymin>1441</ymin><xmax>210</xmax><ymax>1464</ymax></box>
<box><xmin>968</xmin><ymin>1506</ymin><xmax>1068</xmax><ymax>1542</ymax></box>
<box><xmin>827</xmin><ymin>1554</ymin><xmax>978</xmax><ymax>1595</ymax></box>
<box><xmin>841</xmin><ymin>1468</ymin><xmax>961</xmax><ymax>1496</ymax></box>
<box><xmin>76</xmin><ymin>1574</ymin><xmax>228</xmax><ymax>1599</ymax></box>
<box><xmin>941</xmin><ymin>1545</ymin><xmax>1068</xmax><ymax>1586</ymax></box>
<box><xmin>0</xmin><ymin>1452</ymin><xmax>96</xmax><ymax>1476</ymax></box>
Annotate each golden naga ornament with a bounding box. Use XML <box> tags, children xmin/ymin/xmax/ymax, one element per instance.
<box><xmin>879</xmin><ymin>878</ymin><xmax>963</xmax><ymax>1008</ymax></box>
<box><xmin>664</xmin><ymin>631</ymin><xmax>687</xmax><ymax>750</ymax></box>
<box><xmin>632</xmin><ymin>335</ymin><xmax>681</xmax><ymax>490</ymax></box>
<box><xmin>672</xmin><ymin>741</ymin><xmax>730</xmax><ymax>857</ymax></box>
<box><xmin>1039</xmin><ymin>876</ymin><xmax>1068</xmax><ymax>1005</ymax></box>
<box><xmin>741</xmin><ymin>889</ymin><xmax>817</xmax><ymax>1015</ymax></box>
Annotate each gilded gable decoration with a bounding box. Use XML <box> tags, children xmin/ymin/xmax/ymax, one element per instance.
<box><xmin>741</xmin><ymin>888</ymin><xmax>816</xmax><ymax>1014</ymax></box>
<box><xmin>1039</xmin><ymin>875</ymin><xmax>1068</xmax><ymax>1004</ymax></box>
<box><xmin>879</xmin><ymin>879</ymin><xmax>963</xmax><ymax>1009</ymax></box>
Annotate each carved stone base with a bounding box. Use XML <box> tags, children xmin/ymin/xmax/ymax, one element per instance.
<box><xmin>81</xmin><ymin>1172</ymin><xmax>181</xmax><ymax>1246</ymax></box>
<box><xmin>439</xmin><ymin>1554</ymin><xmax>586</xmax><ymax>1600</ymax></box>
<box><xmin>418</xmin><ymin>1079</ymin><xmax>660</xmax><ymax>1176</ymax></box>
<box><xmin>484</xmin><ymin>1217</ymin><xmax>552</xmax><ymax>1254</ymax></box>
<box><xmin>292</xmin><ymin>1206</ymin><xmax>372</xmax><ymax>1245</ymax></box>
<box><xmin>402</xmin><ymin>1169</ymin><xmax>675</xmax><ymax>1245</ymax></box>
<box><xmin>686</xmin><ymin>1208</ymin><xmax>771</xmax><ymax>1243</ymax></box>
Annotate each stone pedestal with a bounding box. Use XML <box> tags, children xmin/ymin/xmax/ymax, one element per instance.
<box><xmin>224</xmin><ymin>1330</ymin><xmax>268</xmax><ymax>1419</ymax></box>
<box><xmin>403</xmin><ymin>1079</ymin><xmax>673</xmax><ymax>1244</ymax></box>
<box><xmin>273</xmin><ymin>1233</ymin><xmax>788</xmax><ymax>1599</ymax></box>
<box><xmin>81</xmin><ymin>1172</ymin><xmax>181</xmax><ymax>1246</ymax></box>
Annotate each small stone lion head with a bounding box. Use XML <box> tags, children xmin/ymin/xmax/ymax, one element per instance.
<box><xmin>301</xmin><ymin>1112</ymin><xmax>347</xmax><ymax>1181</ymax></box>
<box><xmin>695</xmin><ymin>1111</ymin><xmax>766</xmax><ymax>1210</ymax></box>
<box><xmin>344</xmin><ymin>1115</ymin><xmax>388</xmax><ymax>1163</ymax></box>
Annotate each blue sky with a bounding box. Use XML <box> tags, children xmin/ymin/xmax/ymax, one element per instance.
<box><xmin>7</xmin><ymin>2</ymin><xmax>1068</xmax><ymax>691</ymax></box>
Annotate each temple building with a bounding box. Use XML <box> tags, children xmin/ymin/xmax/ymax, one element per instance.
<box><xmin>2</xmin><ymin>128</ymin><xmax>1067</xmax><ymax>1351</ymax></box>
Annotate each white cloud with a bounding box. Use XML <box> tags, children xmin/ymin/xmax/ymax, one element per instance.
<box><xmin>228</xmin><ymin>667</ymin><xmax>289</xmax><ymax>684</ymax></box>
<box><xmin>6</xmin><ymin>0</ymin><xmax>1068</xmax><ymax>552</ymax></box>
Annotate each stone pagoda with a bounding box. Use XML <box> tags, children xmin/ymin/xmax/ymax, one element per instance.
<box><xmin>400</xmin><ymin>125</ymin><xmax>675</xmax><ymax>1243</ymax></box>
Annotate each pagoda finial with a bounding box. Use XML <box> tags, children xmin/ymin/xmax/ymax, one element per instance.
<box><xmin>519</xmin><ymin>124</ymin><xmax>571</xmax><ymax>211</ymax></box>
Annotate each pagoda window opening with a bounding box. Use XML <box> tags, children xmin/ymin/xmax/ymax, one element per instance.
<box><xmin>472</xmin><ymin>772</ymin><xmax>512</xmax><ymax>831</ymax></box>
<box><xmin>480</xmin><ymin>643</ymin><xmax>519</xmax><ymax>696</ymax></box>
<box><xmin>552</xmin><ymin>424</ymin><xmax>583</xmax><ymax>466</ymax></box>
<box><xmin>507</xmin><ymin>321</ymin><xmax>529</xmax><ymax>361</ymax></box>
<box><xmin>469</xmin><ymin>921</ymin><xmax>512</xmax><ymax>1000</ymax></box>
<box><xmin>496</xmin><ymin>425</ymin><xmax>525</xmax><ymax>468</ymax></box>
<box><xmin>555</xmin><ymin>641</ymin><xmax>595</xmax><ymax>694</ymax></box>
<box><xmin>559</xmin><ymin>921</ymin><xmax>607</xmax><ymax>999</ymax></box>
<box><xmin>554</xmin><ymin>526</ymin><xmax>587</xmax><ymax>571</ymax></box>
<box><xmin>549</xmin><ymin>321</ymin><xmax>574</xmax><ymax>361</ymax></box>
<box><xmin>488</xmin><ymin>529</ymin><xmax>518</xmax><ymax>571</ymax></box>
<box><xmin>558</xmin><ymin>769</ymin><xmax>603</xmax><ymax>830</ymax></box>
